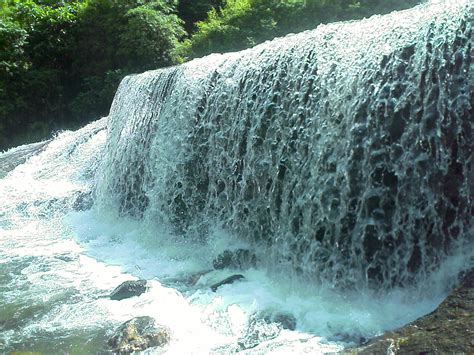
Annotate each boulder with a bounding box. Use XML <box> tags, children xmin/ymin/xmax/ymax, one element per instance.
<box><xmin>237</xmin><ymin>313</ymin><xmax>281</xmax><ymax>350</ymax></box>
<box><xmin>212</xmin><ymin>249</ymin><xmax>257</xmax><ymax>270</ymax></box>
<box><xmin>262</xmin><ymin>311</ymin><xmax>297</xmax><ymax>331</ymax></box>
<box><xmin>107</xmin><ymin>316</ymin><xmax>170</xmax><ymax>354</ymax></box>
<box><xmin>343</xmin><ymin>269</ymin><xmax>474</xmax><ymax>354</ymax></box>
<box><xmin>331</xmin><ymin>331</ymin><xmax>367</xmax><ymax>346</ymax></box>
<box><xmin>210</xmin><ymin>274</ymin><xmax>245</xmax><ymax>292</ymax></box>
<box><xmin>110</xmin><ymin>280</ymin><xmax>148</xmax><ymax>301</ymax></box>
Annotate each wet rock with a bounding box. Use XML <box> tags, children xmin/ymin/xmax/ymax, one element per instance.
<box><xmin>343</xmin><ymin>269</ymin><xmax>474</xmax><ymax>354</ymax></box>
<box><xmin>110</xmin><ymin>280</ymin><xmax>148</xmax><ymax>300</ymax></box>
<box><xmin>237</xmin><ymin>313</ymin><xmax>281</xmax><ymax>350</ymax></box>
<box><xmin>212</xmin><ymin>249</ymin><xmax>257</xmax><ymax>270</ymax></box>
<box><xmin>72</xmin><ymin>191</ymin><xmax>93</xmax><ymax>211</ymax></box>
<box><xmin>107</xmin><ymin>316</ymin><xmax>170</xmax><ymax>354</ymax></box>
<box><xmin>0</xmin><ymin>140</ymin><xmax>50</xmax><ymax>177</ymax></box>
<box><xmin>331</xmin><ymin>331</ymin><xmax>367</xmax><ymax>346</ymax></box>
<box><xmin>210</xmin><ymin>274</ymin><xmax>245</xmax><ymax>292</ymax></box>
<box><xmin>55</xmin><ymin>253</ymin><xmax>78</xmax><ymax>262</ymax></box>
<box><xmin>262</xmin><ymin>311</ymin><xmax>297</xmax><ymax>330</ymax></box>
<box><xmin>164</xmin><ymin>269</ymin><xmax>212</xmax><ymax>288</ymax></box>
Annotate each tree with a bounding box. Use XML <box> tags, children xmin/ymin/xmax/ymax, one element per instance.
<box><xmin>177</xmin><ymin>0</ymin><xmax>224</xmax><ymax>33</ymax></box>
<box><xmin>69</xmin><ymin>0</ymin><xmax>185</xmax><ymax>122</ymax></box>
<box><xmin>119</xmin><ymin>2</ymin><xmax>186</xmax><ymax>71</ymax></box>
<box><xmin>0</xmin><ymin>0</ymin><xmax>186</xmax><ymax>150</ymax></box>
<box><xmin>181</xmin><ymin>0</ymin><xmax>420</xmax><ymax>60</ymax></box>
<box><xmin>0</xmin><ymin>0</ymin><xmax>84</xmax><ymax>149</ymax></box>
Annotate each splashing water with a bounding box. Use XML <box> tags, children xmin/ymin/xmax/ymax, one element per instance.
<box><xmin>1</xmin><ymin>0</ymin><xmax>472</xmax><ymax>353</ymax></box>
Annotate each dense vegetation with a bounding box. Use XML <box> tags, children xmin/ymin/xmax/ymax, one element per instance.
<box><xmin>0</xmin><ymin>0</ymin><xmax>419</xmax><ymax>150</ymax></box>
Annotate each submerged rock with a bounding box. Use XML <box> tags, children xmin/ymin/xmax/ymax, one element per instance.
<box><xmin>0</xmin><ymin>140</ymin><xmax>50</xmax><ymax>177</ymax></box>
<box><xmin>110</xmin><ymin>280</ymin><xmax>148</xmax><ymax>300</ymax></box>
<box><xmin>107</xmin><ymin>316</ymin><xmax>170</xmax><ymax>354</ymax></box>
<box><xmin>344</xmin><ymin>269</ymin><xmax>474</xmax><ymax>354</ymax></box>
<box><xmin>331</xmin><ymin>331</ymin><xmax>367</xmax><ymax>346</ymax></box>
<box><xmin>212</xmin><ymin>249</ymin><xmax>257</xmax><ymax>270</ymax></box>
<box><xmin>210</xmin><ymin>274</ymin><xmax>245</xmax><ymax>292</ymax></box>
<box><xmin>262</xmin><ymin>311</ymin><xmax>297</xmax><ymax>331</ymax></box>
<box><xmin>237</xmin><ymin>313</ymin><xmax>282</xmax><ymax>350</ymax></box>
<box><xmin>163</xmin><ymin>269</ymin><xmax>212</xmax><ymax>288</ymax></box>
<box><xmin>72</xmin><ymin>191</ymin><xmax>93</xmax><ymax>211</ymax></box>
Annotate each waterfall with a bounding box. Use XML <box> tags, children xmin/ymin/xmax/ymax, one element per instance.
<box><xmin>1</xmin><ymin>0</ymin><xmax>473</xmax><ymax>352</ymax></box>
<box><xmin>95</xmin><ymin>0</ymin><xmax>474</xmax><ymax>289</ymax></box>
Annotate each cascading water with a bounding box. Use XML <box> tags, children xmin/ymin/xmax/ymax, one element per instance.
<box><xmin>97</xmin><ymin>0</ymin><xmax>473</xmax><ymax>288</ymax></box>
<box><xmin>1</xmin><ymin>0</ymin><xmax>472</xmax><ymax>353</ymax></box>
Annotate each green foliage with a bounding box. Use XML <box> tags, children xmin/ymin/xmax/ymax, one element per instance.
<box><xmin>177</xmin><ymin>0</ymin><xmax>224</xmax><ymax>33</ymax></box>
<box><xmin>0</xmin><ymin>0</ymin><xmax>185</xmax><ymax>151</ymax></box>
<box><xmin>0</xmin><ymin>0</ymin><xmax>84</xmax><ymax>149</ymax></box>
<box><xmin>119</xmin><ymin>2</ymin><xmax>186</xmax><ymax>71</ymax></box>
<box><xmin>70</xmin><ymin>69</ymin><xmax>125</xmax><ymax>122</ymax></box>
<box><xmin>181</xmin><ymin>0</ymin><xmax>420</xmax><ymax>59</ymax></box>
<box><xmin>0</xmin><ymin>19</ymin><xmax>28</xmax><ymax>74</ymax></box>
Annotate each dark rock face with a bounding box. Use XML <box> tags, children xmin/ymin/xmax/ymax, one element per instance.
<box><xmin>210</xmin><ymin>274</ymin><xmax>245</xmax><ymax>292</ymax></box>
<box><xmin>107</xmin><ymin>316</ymin><xmax>170</xmax><ymax>354</ymax></box>
<box><xmin>101</xmin><ymin>2</ymin><xmax>473</xmax><ymax>289</ymax></box>
<box><xmin>344</xmin><ymin>269</ymin><xmax>474</xmax><ymax>354</ymax></box>
<box><xmin>110</xmin><ymin>280</ymin><xmax>148</xmax><ymax>300</ymax></box>
<box><xmin>212</xmin><ymin>249</ymin><xmax>257</xmax><ymax>270</ymax></box>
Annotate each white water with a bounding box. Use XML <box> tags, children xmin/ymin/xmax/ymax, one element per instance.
<box><xmin>0</xmin><ymin>127</ymin><xmax>465</xmax><ymax>352</ymax></box>
<box><xmin>1</xmin><ymin>0</ymin><xmax>473</xmax><ymax>353</ymax></box>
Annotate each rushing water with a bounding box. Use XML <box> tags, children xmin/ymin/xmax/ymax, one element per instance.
<box><xmin>1</xmin><ymin>0</ymin><xmax>473</xmax><ymax>353</ymax></box>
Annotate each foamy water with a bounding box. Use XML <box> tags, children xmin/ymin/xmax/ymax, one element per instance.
<box><xmin>0</xmin><ymin>121</ymin><xmax>467</xmax><ymax>353</ymax></box>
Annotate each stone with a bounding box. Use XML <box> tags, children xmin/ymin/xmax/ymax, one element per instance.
<box><xmin>343</xmin><ymin>269</ymin><xmax>474</xmax><ymax>354</ymax></box>
<box><xmin>210</xmin><ymin>274</ymin><xmax>245</xmax><ymax>292</ymax></box>
<box><xmin>262</xmin><ymin>311</ymin><xmax>297</xmax><ymax>331</ymax></box>
<box><xmin>164</xmin><ymin>270</ymin><xmax>212</xmax><ymax>288</ymax></box>
<box><xmin>237</xmin><ymin>313</ymin><xmax>281</xmax><ymax>350</ymax></box>
<box><xmin>212</xmin><ymin>249</ymin><xmax>257</xmax><ymax>270</ymax></box>
<box><xmin>107</xmin><ymin>316</ymin><xmax>170</xmax><ymax>354</ymax></box>
<box><xmin>72</xmin><ymin>191</ymin><xmax>93</xmax><ymax>211</ymax></box>
<box><xmin>331</xmin><ymin>331</ymin><xmax>367</xmax><ymax>345</ymax></box>
<box><xmin>110</xmin><ymin>280</ymin><xmax>148</xmax><ymax>301</ymax></box>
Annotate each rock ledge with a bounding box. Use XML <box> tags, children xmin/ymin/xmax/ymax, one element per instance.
<box><xmin>344</xmin><ymin>269</ymin><xmax>474</xmax><ymax>354</ymax></box>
